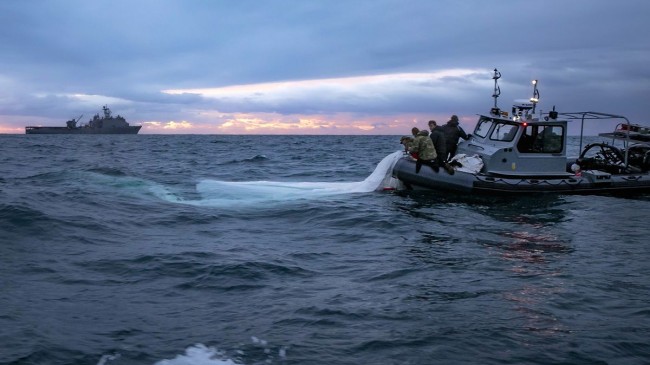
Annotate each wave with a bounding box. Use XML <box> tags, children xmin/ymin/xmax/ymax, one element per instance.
<box><xmin>96</xmin><ymin>341</ymin><xmax>289</xmax><ymax>365</ymax></box>
<box><xmin>86</xmin><ymin>167</ymin><xmax>128</xmax><ymax>177</ymax></box>
<box><xmin>222</xmin><ymin>154</ymin><xmax>270</xmax><ymax>165</ymax></box>
<box><xmin>152</xmin><ymin>345</ymin><xmax>238</xmax><ymax>365</ymax></box>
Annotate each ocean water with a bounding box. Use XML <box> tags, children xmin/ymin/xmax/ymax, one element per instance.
<box><xmin>1</xmin><ymin>134</ymin><xmax>649</xmax><ymax>365</ymax></box>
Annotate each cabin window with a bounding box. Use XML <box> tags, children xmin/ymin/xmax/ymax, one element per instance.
<box><xmin>474</xmin><ymin>117</ymin><xmax>495</xmax><ymax>138</ymax></box>
<box><xmin>489</xmin><ymin>122</ymin><xmax>519</xmax><ymax>142</ymax></box>
<box><xmin>517</xmin><ymin>125</ymin><xmax>564</xmax><ymax>153</ymax></box>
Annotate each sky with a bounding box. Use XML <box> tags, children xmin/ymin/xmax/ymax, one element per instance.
<box><xmin>1</xmin><ymin>0</ymin><xmax>648</xmax><ymax>135</ymax></box>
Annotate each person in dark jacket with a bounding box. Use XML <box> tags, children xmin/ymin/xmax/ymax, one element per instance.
<box><xmin>429</xmin><ymin>120</ymin><xmax>455</xmax><ymax>174</ymax></box>
<box><xmin>442</xmin><ymin>115</ymin><xmax>469</xmax><ymax>161</ymax></box>
<box><xmin>428</xmin><ymin>120</ymin><xmax>446</xmax><ymax>166</ymax></box>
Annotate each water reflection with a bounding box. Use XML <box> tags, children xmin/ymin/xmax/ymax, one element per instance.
<box><xmin>396</xmin><ymin>191</ymin><xmax>570</xmax><ymax>224</ymax></box>
<box><xmin>481</xmin><ymin>230</ymin><xmax>573</xmax><ymax>264</ymax></box>
<box><xmin>394</xmin><ymin>188</ymin><xmax>650</xmax><ymax>355</ymax></box>
<box><xmin>397</xmin><ymin>190</ymin><xmax>575</xmax><ymax>343</ymax></box>
<box><xmin>393</xmin><ymin>191</ymin><xmax>574</xmax><ymax>265</ymax></box>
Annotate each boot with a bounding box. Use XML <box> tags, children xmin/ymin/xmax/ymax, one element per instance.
<box><xmin>444</xmin><ymin>163</ymin><xmax>455</xmax><ymax>175</ymax></box>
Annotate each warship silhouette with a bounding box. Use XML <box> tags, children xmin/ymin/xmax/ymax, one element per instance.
<box><xmin>25</xmin><ymin>105</ymin><xmax>141</xmax><ymax>134</ymax></box>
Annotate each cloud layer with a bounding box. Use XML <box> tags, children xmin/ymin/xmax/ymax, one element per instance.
<box><xmin>1</xmin><ymin>0</ymin><xmax>648</xmax><ymax>134</ymax></box>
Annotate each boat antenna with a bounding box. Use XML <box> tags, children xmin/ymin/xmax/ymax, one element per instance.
<box><xmin>492</xmin><ymin>68</ymin><xmax>501</xmax><ymax>109</ymax></box>
<box><xmin>530</xmin><ymin>79</ymin><xmax>540</xmax><ymax>114</ymax></box>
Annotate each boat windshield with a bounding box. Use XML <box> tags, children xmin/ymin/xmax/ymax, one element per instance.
<box><xmin>489</xmin><ymin>122</ymin><xmax>518</xmax><ymax>142</ymax></box>
<box><xmin>474</xmin><ymin>116</ymin><xmax>495</xmax><ymax>138</ymax></box>
<box><xmin>474</xmin><ymin>117</ymin><xmax>519</xmax><ymax>142</ymax></box>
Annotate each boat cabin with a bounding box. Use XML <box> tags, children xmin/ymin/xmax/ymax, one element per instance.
<box><xmin>456</xmin><ymin>71</ymin><xmax>572</xmax><ymax>177</ymax></box>
<box><xmin>458</xmin><ymin>104</ymin><xmax>569</xmax><ymax>178</ymax></box>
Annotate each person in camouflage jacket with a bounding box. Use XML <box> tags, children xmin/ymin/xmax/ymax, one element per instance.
<box><xmin>408</xmin><ymin>129</ymin><xmax>438</xmax><ymax>173</ymax></box>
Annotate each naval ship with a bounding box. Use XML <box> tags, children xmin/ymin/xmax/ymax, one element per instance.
<box><xmin>25</xmin><ymin>105</ymin><xmax>141</xmax><ymax>134</ymax></box>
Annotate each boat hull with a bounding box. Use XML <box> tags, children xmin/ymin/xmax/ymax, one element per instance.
<box><xmin>392</xmin><ymin>157</ymin><xmax>650</xmax><ymax>195</ymax></box>
<box><xmin>25</xmin><ymin>126</ymin><xmax>141</xmax><ymax>134</ymax></box>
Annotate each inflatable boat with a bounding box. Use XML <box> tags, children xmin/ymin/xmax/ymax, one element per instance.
<box><xmin>392</xmin><ymin>69</ymin><xmax>650</xmax><ymax>195</ymax></box>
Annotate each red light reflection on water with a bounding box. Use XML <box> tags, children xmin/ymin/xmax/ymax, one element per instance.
<box><xmin>489</xmin><ymin>228</ymin><xmax>573</xmax><ymax>339</ymax></box>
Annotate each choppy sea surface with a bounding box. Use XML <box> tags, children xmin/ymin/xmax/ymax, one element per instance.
<box><xmin>1</xmin><ymin>134</ymin><xmax>649</xmax><ymax>365</ymax></box>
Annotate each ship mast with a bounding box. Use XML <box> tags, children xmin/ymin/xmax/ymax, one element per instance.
<box><xmin>102</xmin><ymin>105</ymin><xmax>112</xmax><ymax>119</ymax></box>
<box><xmin>491</xmin><ymin>68</ymin><xmax>501</xmax><ymax>115</ymax></box>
